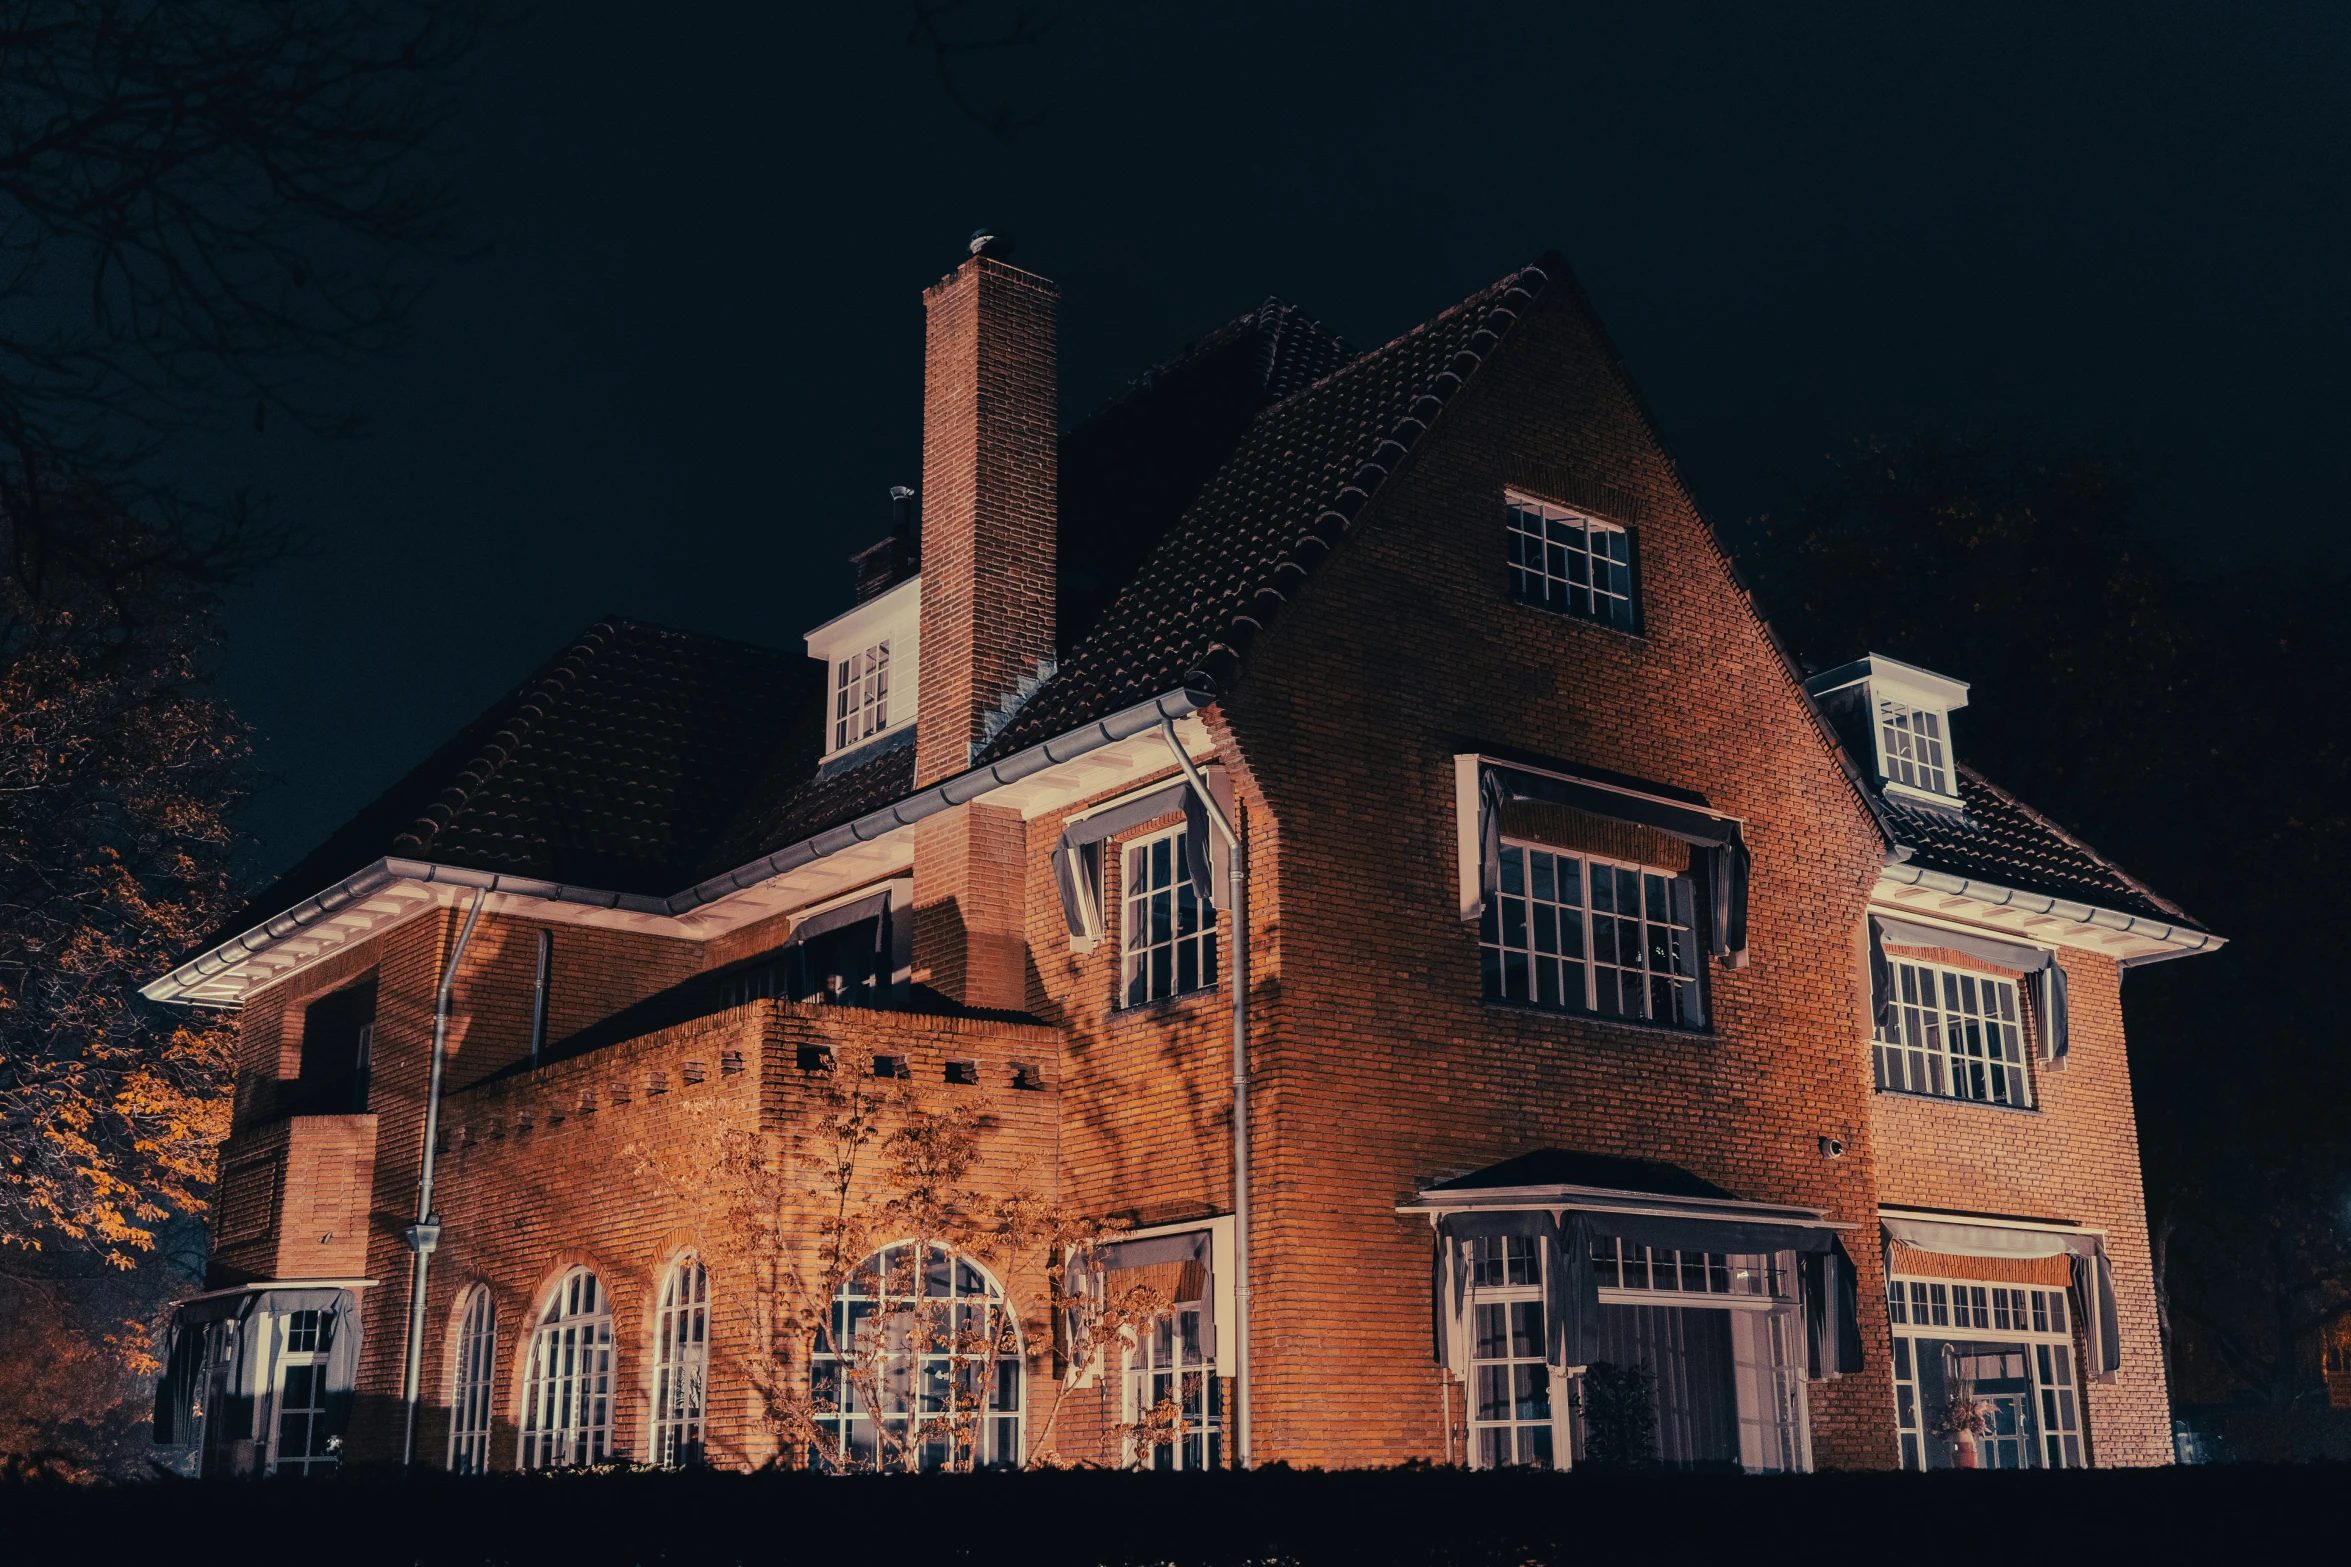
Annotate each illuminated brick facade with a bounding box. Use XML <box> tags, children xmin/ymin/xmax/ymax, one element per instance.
<box><xmin>154</xmin><ymin>248</ymin><xmax>2213</xmax><ymax>1476</ymax></box>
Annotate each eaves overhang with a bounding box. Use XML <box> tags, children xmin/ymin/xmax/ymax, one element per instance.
<box><xmin>1873</xmin><ymin>861</ymin><xmax>2224</xmax><ymax>967</ymax></box>
<box><xmin>1398</xmin><ymin>1181</ymin><xmax>1841</xmax><ymax>1231</ymax></box>
<box><xmin>144</xmin><ymin>685</ymin><xmax>1214</xmax><ymax>1009</ymax></box>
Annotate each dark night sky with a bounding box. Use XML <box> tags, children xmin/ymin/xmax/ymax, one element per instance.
<box><xmin>217</xmin><ymin>3</ymin><xmax>2349</xmax><ymax>875</ymax></box>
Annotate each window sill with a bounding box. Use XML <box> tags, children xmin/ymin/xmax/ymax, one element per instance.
<box><xmin>1479</xmin><ymin>998</ymin><xmax>1709</xmax><ymax>1042</ymax></box>
<box><xmin>1109</xmin><ymin>987</ymin><xmax>1224</xmax><ymax>1026</ymax></box>
<box><xmin>1873</xmin><ymin>1086</ymin><xmax>2040</xmax><ymax>1116</ymax></box>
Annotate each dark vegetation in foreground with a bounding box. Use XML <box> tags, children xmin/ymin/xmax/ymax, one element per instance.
<box><xmin>0</xmin><ymin>1463</ymin><xmax>2337</xmax><ymax>1565</ymax></box>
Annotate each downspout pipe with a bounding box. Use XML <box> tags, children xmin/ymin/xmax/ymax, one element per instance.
<box><xmin>401</xmin><ymin>885</ymin><xmax>488</xmax><ymax>1471</ymax></box>
<box><xmin>1161</xmin><ymin>717</ymin><xmax>1251</xmax><ymax>1468</ymax></box>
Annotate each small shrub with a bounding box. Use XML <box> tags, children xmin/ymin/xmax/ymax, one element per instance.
<box><xmin>1575</xmin><ymin>1361</ymin><xmax>1658</xmax><ymax>1470</ymax></box>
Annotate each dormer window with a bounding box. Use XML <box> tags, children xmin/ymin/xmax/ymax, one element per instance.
<box><xmin>1877</xmin><ymin>699</ymin><xmax>1948</xmax><ymax>797</ymax></box>
<box><xmin>834</xmin><ymin>641</ymin><xmax>890</xmax><ymax>751</ymax></box>
<box><xmin>806</xmin><ymin>573</ymin><xmax>918</xmax><ymax>760</ymax></box>
<box><xmin>1803</xmin><ymin>654</ymin><xmax>1970</xmax><ymax>809</ymax></box>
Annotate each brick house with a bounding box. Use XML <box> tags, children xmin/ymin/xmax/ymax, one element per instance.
<box><xmin>146</xmin><ymin>239</ymin><xmax>2220</xmax><ymax>1477</ymax></box>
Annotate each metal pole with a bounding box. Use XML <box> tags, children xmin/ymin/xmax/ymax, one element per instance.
<box><xmin>401</xmin><ymin>885</ymin><xmax>487</xmax><ymax>1471</ymax></box>
<box><xmin>1161</xmin><ymin>718</ymin><xmax>1250</xmax><ymax>1468</ymax></box>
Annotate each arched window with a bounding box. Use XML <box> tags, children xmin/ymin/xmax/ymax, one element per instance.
<box><xmin>519</xmin><ymin>1267</ymin><xmax>613</xmax><ymax>1469</ymax></box>
<box><xmin>447</xmin><ymin>1286</ymin><xmax>497</xmax><ymax>1474</ymax></box>
<box><xmin>808</xmin><ymin>1242</ymin><xmax>1023</xmax><ymax>1471</ymax></box>
<box><xmin>651</xmin><ymin>1258</ymin><xmax>709</xmax><ymax>1467</ymax></box>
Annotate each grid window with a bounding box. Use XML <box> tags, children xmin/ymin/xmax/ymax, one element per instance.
<box><xmin>520</xmin><ymin>1268</ymin><xmax>613</xmax><ymax>1470</ymax></box>
<box><xmin>1878</xmin><ymin>700</ymin><xmax>1950</xmax><ymax>796</ymax></box>
<box><xmin>1591</xmin><ymin>1237</ymin><xmax>1784</xmax><ymax>1299</ymax></box>
<box><xmin>269</xmin><ymin>1310</ymin><xmax>338</xmax><ymax>1476</ymax></box>
<box><xmin>1467</xmin><ymin>1236</ymin><xmax>1554</xmax><ymax>1469</ymax></box>
<box><xmin>1123</xmin><ymin>828</ymin><xmax>1217</xmax><ymax>1008</ymax></box>
<box><xmin>1124</xmin><ymin>1304</ymin><xmax>1223</xmax><ymax>1471</ymax></box>
<box><xmin>834</xmin><ymin>641</ymin><xmax>891</xmax><ymax>751</ymax></box>
<box><xmin>1874</xmin><ymin>959</ymin><xmax>2032</xmax><ymax>1108</ymax></box>
<box><xmin>448</xmin><ymin>1287</ymin><xmax>496</xmax><ymax>1474</ymax></box>
<box><xmin>1507</xmin><ymin>494</ymin><xmax>1634</xmax><ymax>630</ymax></box>
<box><xmin>651</xmin><ymin>1259</ymin><xmax>710</xmax><ymax>1468</ymax></box>
<box><xmin>1886</xmin><ymin>1276</ymin><xmax>2079</xmax><ymax>1470</ymax></box>
<box><xmin>1481</xmin><ymin>842</ymin><xmax>1703</xmax><ymax>1028</ymax></box>
<box><xmin>808</xmin><ymin>1242</ymin><xmax>1023</xmax><ymax>1472</ymax></box>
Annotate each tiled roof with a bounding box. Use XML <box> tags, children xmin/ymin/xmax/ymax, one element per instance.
<box><xmin>239</xmin><ymin>618</ymin><xmax>888</xmax><ymax>929</ymax></box>
<box><xmin>1884</xmin><ymin>767</ymin><xmax>2206</xmax><ymax>931</ymax></box>
<box><xmin>1059</xmin><ymin>298</ymin><xmax>1350</xmax><ymax>650</ymax></box>
<box><xmin>243</xmin><ymin>253</ymin><xmax>2202</xmax><ymax>959</ymax></box>
<box><xmin>981</xmin><ymin>260</ymin><xmax>1554</xmax><ymax>761</ymax></box>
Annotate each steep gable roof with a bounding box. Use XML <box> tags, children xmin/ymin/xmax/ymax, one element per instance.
<box><xmin>1059</xmin><ymin>298</ymin><xmax>1350</xmax><ymax>650</ymax></box>
<box><xmin>981</xmin><ymin>260</ymin><xmax>1551</xmax><ymax>761</ymax></box>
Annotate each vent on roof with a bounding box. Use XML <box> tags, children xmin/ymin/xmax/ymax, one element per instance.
<box><xmin>851</xmin><ymin>486</ymin><xmax>921</xmax><ymax>604</ymax></box>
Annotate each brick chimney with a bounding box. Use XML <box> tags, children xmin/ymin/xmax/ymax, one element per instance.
<box><xmin>914</xmin><ymin>247</ymin><xmax>1059</xmax><ymax>786</ymax></box>
<box><xmin>911</xmin><ymin>239</ymin><xmax>1058</xmax><ymax>1011</ymax></box>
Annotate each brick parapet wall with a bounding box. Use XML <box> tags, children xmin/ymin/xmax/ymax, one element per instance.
<box><xmin>366</xmin><ymin>995</ymin><xmax>1063</xmax><ymax>1470</ymax></box>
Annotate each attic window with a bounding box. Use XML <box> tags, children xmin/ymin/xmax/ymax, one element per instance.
<box><xmin>1506</xmin><ymin>491</ymin><xmax>1634</xmax><ymax>631</ymax></box>
<box><xmin>835</xmin><ymin>641</ymin><xmax>890</xmax><ymax>751</ymax></box>
<box><xmin>1878</xmin><ymin>700</ymin><xmax>1949</xmax><ymax>797</ymax></box>
<box><xmin>1801</xmin><ymin>654</ymin><xmax>1970</xmax><ymax>809</ymax></box>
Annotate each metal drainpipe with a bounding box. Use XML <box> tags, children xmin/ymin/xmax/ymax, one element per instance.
<box><xmin>1160</xmin><ymin>717</ymin><xmax>1251</xmax><ymax>1468</ymax></box>
<box><xmin>400</xmin><ymin>885</ymin><xmax>488</xmax><ymax>1471</ymax></box>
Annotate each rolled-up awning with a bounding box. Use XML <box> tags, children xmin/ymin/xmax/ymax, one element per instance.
<box><xmin>1878</xmin><ymin>1211</ymin><xmax>2118</xmax><ymax>1380</ymax></box>
<box><xmin>152</xmin><ymin>1280</ymin><xmax>370</xmax><ymax>1469</ymax></box>
<box><xmin>1405</xmin><ymin>1150</ymin><xmax>1858</xmax><ymax>1379</ymax></box>
<box><xmin>1870</xmin><ymin>914</ymin><xmax>2070</xmax><ymax>1060</ymax></box>
<box><xmin>1455</xmin><ymin>755</ymin><xmax>1750</xmax><ymax>967</ymax></box>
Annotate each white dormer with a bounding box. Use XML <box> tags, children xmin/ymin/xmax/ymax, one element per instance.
<box><xmin>1804</xmin><ymin>654</ymin><xmax>1970</xmax><ymax>809</ymax></box>
<box><xmin>805</xmin><ymin>573</ymin><xmax>920</xmax><ymax>759</ymax></box>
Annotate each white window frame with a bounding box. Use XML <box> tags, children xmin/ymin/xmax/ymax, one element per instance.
<box><xmin>1875</xmin><ymin>696</ymin><xmax>1956</xmax><ymax>802</ymax></box>
<box><xmin>1120</xmin><ymin>1296</ymin><xmax>1223</xmax><ymax>1471</ymax></box>
<box><xmin>1886</xmin><ymin>1274</ymin><xmax>2084</xmax><ymax>1470</ymax></box>
<box><xmin>1465</xmin><ymin>1235</ymin><xmax>1564</xmax><ymax>1470</ymax></box>
<box><xmin>807</xmin><ymin>1241</ymin><xmax>1024</xmax><ymax>1472</ymax></box>
<box><xmin>264</xmin><ymin>1308</ymin><xmax>339</xmax><ymax>1477</ymax></box>
<box><xmin>1589</xmin><ymin>1237</ymin><xmax>1809</xmax><ymax>1475</ymax></box>
<box><xmin>1119</xmin><ymin>825</ymin><xmax>1217</xmax><ymax>1008</ymax></box>
<box><xmin>832</xmin><ymin>640</ymin><xmax>892</xmax><ymax>752</ymax></box>
<box><xmin>1506</xmin><ymin>490</ymin><xmax>1635</xmax><ymax>630</ymax></box>
<box><xmin>1874</xmin><ymin>956</ymin><xmax>2034</xmax><ymax>1109</ymax></box>
<box><xmin>650</xmin><ymin>1257</ymin><xmax>710</xmax><ymax>1468</ymax></box>
<box><xmin>519</xmin><ymin>1267</ymin><xmax>614</xmax><ymax>1470</ymax></box>
<box><xmin>447</xmin><ymin>1285</ymin><xmax>497</xmax><ymax>1474</ymax></box>
<box><xmin>807</xmin><ymin>574</ymin><xmax>919</xmax><ymax>761</ymax></box>
<box><xmin>1480</xmin><ymin>839</ymin><xmax>1704</xmax><ymax>1029</ymax></box>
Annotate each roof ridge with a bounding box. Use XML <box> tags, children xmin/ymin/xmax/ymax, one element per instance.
<box><xmin>1950</xmin><ymin>761</ymin><xmax>2201</xmax><ymax>926</ymax></box>
<box><xmin>1181</xmin><ymin>261</ymin><xmax>1550</xmax><ymax>694</ymax></box>
<box><xmin>390</xmin><ymin>619</ymin><xmax>619</xmax><ymax>859</ymax></box>
<box><xmin>1258</xmin><ymin>266</ymin><xmax>1535</xmax><ymax>417</ymax></box>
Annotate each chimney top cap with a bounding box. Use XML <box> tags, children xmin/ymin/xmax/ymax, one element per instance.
<box><xmin>967</xmin><ymin>228</ymin><xmax>1015</xmax><ymax>259</ymax></box>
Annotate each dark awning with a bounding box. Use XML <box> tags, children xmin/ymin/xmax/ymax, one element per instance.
<box><xmin>1870</xmin><ymin>913</ymin><xmax>2070</xmax><ymax>1059</ymax></box>
<box><xmin>1467</xmin><ymin>758</ymin><xmax>1750</xmax><ymax>967</ymax></box>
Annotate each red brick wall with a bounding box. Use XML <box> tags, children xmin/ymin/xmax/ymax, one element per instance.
<box><xmin>1870</xmin><ymin>946</ymin><xmax>2173</xmax><ymax>1464</ymax></box>
<box><xmin>916</xmin><ymin>255</ymin><xmax>1059</xmax><ymax>788</ymax></box>
<box><xmin>1176</xmin><ymin>277</ymin><xmax>1900</xmax><ymax>1469</ymax></box>
<box><xmin>397</xmin><ymin>999</ymin><xmax>1064</xmax><ymax>1470</ymax></box>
